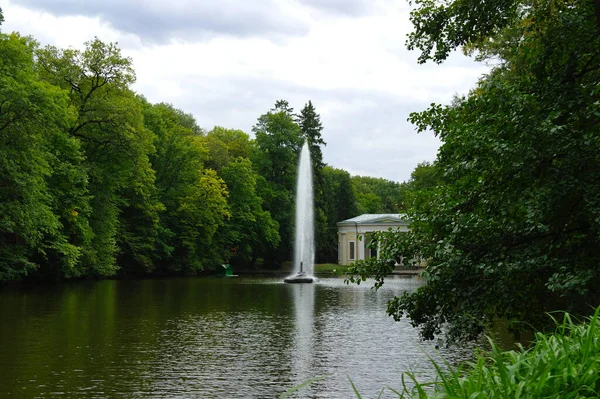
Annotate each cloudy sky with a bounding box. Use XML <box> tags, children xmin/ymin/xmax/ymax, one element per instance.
<box><xmin>0</xmin><ymin>0</ymin><xmax>487</xmax><ymax>182</ymax></box>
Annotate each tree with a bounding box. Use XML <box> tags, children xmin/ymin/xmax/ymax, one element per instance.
<box><xmin>0</xmin><ymin>7</ymin><xmax>4</xmax><ymax>27</ymax></box>
<box><xmin>36</xmin><ymin>38</ymin><xmax>157</xmax><ymax>276</ymax></box>
<box><xmin>403</xmin><ymin>162</ymin><xmax>439</xmax><ymax>192</ymax></box>
<box><xmin>218</xmin><ymin>158</ymin><xmax>280</xmax><ymax>266</ymax></box>
<box><xmin>398</xmin><ymin>161</ymin><xmax>441</xmax><ymax>211</ymax></box>
<box><xmin>203</xmin><ymin>127</ymin><xmax>279</xmax><ymax>266</ymax></box>
<box><xmin>296</xmin><ymin>101</ymin><xmax>328</xmax><ymax>262</ymax></box>
<box><xmin>297</xmin><ymin>101</ymin><xmax>326</xmax><ymax>171</ymax></box>
<box><xmin>272</xmin><ymin>99</ymin><xmax>294</xmax><ymax>115</ymax></box>
<box><xmin>407</xmin><ymin>0</ymin><xmax>600</xmax><ymax>64</ymax></box>
<box><xmin>252</xmin><ymin>100</ymin><xmax>304</xmax><ymax>263</ymax></box>
<box><xmin>205</xmin><ymin>126</ymin><xmax>254</xmax><ymax>172</ymax></box>
<box><xmin>352</xmin><ymin>175</ymin><xmax>404</xmax><ymax>214</ymax></box>
<box><xmin>320</xmin><ymin>167</ymin><xmax>359</xmax><ymax>262</ymax></box>
<box><xmin>171</xmin><ymin>168</ymin><xmax>229</xmax><ymax>271</ymax></box>
<box><xmin>142</xmin><ymin>102</ymin><xmax>229</xmax><ymax>273</ymax></box>
<box><xmin>0</xmin><ymin>33</ymin><xmax>91</xmax><ymax>280</ymax></box>
<box><xmin>351</xmin><ymin>0</ymin><xmax>600</xmax><ymax>341</ymax></box>
<box><xmin>407</xmin><ymin>0</ymin><xmax>521</xmax><ymax>64</ymax></box>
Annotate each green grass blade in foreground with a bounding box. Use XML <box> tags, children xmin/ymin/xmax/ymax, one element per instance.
<box><xmin>381</xmin><ymin>308</ymin><xmax>600</xmax><ymax>398</ymax></box>
<box><xmin>348</xmin><ymin>376</ymin><xmax>363</xmax><ymax>399</ymax></box>
<box><xmin>279</xmin><ymin>375</ymin><xmax>330</xmax><ymax>398</ymax></box>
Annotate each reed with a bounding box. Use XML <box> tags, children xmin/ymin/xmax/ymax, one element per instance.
<box><xmin>394</xmin><ymin>307</ymin><xmax>600</xmax><ymax>398</ymax></box>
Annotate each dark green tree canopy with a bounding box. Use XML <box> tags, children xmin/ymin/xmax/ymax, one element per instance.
<box><xmin>352</xmin><ymin>175</ymin><xmax>404</xmax><ymax>214</ymax></box>
<box><xmin>351</xmin><ymin>0</ymin><xmax>600</xmax><ymax>341</ymax></box>
<box><xmin>272</xmin><ymin>99</ymin><xmax>294</xmax><ymax>115</ymax></box>
<box><xmin>297</xmin><ymin>100</ymin><xmax>326</xmax><ymax>169</ymax></box>
<box><xmin>408</xmin><ymin>0</ymin><xmax>600</xmax><ymax>64</ymax></box>
<box><xmin>252</xmin><ymin>100</ymin><xmax>303</xmax><ymax>263</ymax></box>
<box><xmin>0</xmin><ymin>28</ymin><xmax>397</xmax><ymax>282</ymax></box>
<box><xmin>296</xmin><ymin>101</ymin><xmax>330</xmax><ymax>262</ymax></box>
<box><xmin>407</xmin><ymin>0</ymin><xmax>521</xmax><ymax>63</ymax></box>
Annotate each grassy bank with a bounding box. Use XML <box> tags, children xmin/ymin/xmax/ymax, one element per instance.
<box><xmin>392</xmin><ymin>308</ymin><xmax>600</xmax><ymax>398</ymax></box>
<box><xmin>313</xmin><ymin>263</ymin><xmax>348</xmax><ymax>275</ymax></box>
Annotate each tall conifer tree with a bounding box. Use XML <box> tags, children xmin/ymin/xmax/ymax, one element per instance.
<box><xmin>297</xmin><ymin>101</ymin><xmax>328</xmax><ymax>261</ymax></box>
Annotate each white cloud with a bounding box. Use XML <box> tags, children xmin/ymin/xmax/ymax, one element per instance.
<box><xmin>0</xmin><ymin>0</ymin><xmax>488</xmax><ymax>182</ymax></box>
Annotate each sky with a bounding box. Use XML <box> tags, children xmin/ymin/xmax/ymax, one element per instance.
<box><xmin>0</xmin><ymin>0</ymin><xmax>488</xmax><ymax>182</ymax></box>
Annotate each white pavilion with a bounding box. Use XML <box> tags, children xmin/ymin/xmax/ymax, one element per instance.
<box><xmin>336</xmin><ymin>214</ymin><xmax>409</xmax><ymax>265</ymax></box>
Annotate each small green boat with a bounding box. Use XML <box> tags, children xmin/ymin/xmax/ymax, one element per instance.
<box><xmin>216</xmin><ymin>264</ymin><xmax>237</xmax><ymax>277</ymax></box>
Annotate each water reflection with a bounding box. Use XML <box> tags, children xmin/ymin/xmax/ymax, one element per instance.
<box><xmin>289</xmin><ymin>283</ymin><xmax>316</xmax><ymax>387</ymax></box>
<box><xmin>0</xmin><ymin>276</ymin><xmax>473</xmax><ymax>398</ymax></box>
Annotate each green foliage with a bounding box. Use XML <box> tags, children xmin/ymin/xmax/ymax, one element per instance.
<box><xmin>142</xmin><ymin>102</ymin><xmax>229</xmax><ymax>273</ymax></box>
<box><xmin>297</xmin><ymin>100</ymin><xmax>325</xmax><ymax>171</ymax></box>
<box><xmin>320</xmin><ymin>166</ymin><xmax>360</xmax><ymax>262</ymax></box>
<box><xmin>252</xmin><ymin>100</ymin><xmax>304</xmax><ymax>263</ymax></box>
<box><xmin>204</xmin><ymin>126</ymin><xmax>280</xmax><ymax>266</ymax></box>
<box><xmin>115</xmin><ymin>148</ymin><xmax>163</xmax><ymax>275</ymax></box>
<box><xmin>353</xmin><ymin>0</ymin><xmax>600</xmax><ymax>341</ymax></box>
<box><xmin>218</xmin><ymin>157</ymin><xmax>280</xmax><ymax>266</ymax></box>
<box><xmin>40</xmin><ymin>114</ymin><xmax>93</xmax><ymax>279</ymax></box>
<box><xmin>407</xmin><ymin>0</ymin><xmax>521</xmax><ymax>64</ymax></box>
<box><xmin>0</xmin><ymin>32</ymin><xmax>395</xmax><ymax>281</ymax></box>
<box><xmin>171</xmin><ymin>169</ymin><xmax>229</xmax><ymax>272</ymax></box>
<box><xmin>403</xmin><ymin>162</ymin><xmax>440</xmax><ymax>193</ymax></box>
<box><xmin>391</xmin><ymin>309</ymin><xmax>600</xmax><ymax>398</ymax></box>
<box><xmin>36</xmin><ymin>37</ymin><xmax>155</xmax><ymax>277</ymax></box>
<box><xmin>205</xmin><ymin>126</ymin><xmax>253</xmax><ymax>172</ymax></box>
<box><xmin>0</xmin><ymin>33</ymin><xmax>77</xmax><ymax>279</ymax></box>
<box><xmin>352</xmin><ymin>175</ymin><xmax>404</xmax><ymax>214</ymax></box>
<box><xmin>296</xmin><ymin>101</ymin><xmax>329</xmax><ymax>262</ymax></box>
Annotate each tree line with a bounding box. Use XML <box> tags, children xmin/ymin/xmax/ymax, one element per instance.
<box><xmin>0</xmin><ymin>13</ymin><xmax>408</xmax><ymax>282</ymax></box>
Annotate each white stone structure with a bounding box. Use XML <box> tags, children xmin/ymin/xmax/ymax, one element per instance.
<box><xmin>337</xmin><ymin>214</ymin><xmax>409</xmax><ymax>265</ymax></box>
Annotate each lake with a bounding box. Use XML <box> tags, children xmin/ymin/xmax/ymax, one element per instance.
<box><xmin>0</xmin><ymin>276</ymin><xmax>472</xmax><ymax>398</ymax></box>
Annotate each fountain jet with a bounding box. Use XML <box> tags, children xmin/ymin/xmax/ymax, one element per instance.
<box><xmin>284</xmin><ymin>142</ymin><xmax>316</xmax><ymax>284</ymax></box>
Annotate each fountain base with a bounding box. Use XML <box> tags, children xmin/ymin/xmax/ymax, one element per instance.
<box><xmin>284</xmin><ymin>271</ymin><xmax>316</xmax><ymax>284</ymax></box>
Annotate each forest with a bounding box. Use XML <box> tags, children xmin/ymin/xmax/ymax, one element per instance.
<box><xmin>0</xmin><ymin>10</ymin><xmax>409</xmax><ymax>282</ymax></box>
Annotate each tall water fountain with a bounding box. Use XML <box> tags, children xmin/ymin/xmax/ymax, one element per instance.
<box><xmin>284</xmin><ymin>142</ymin><xmax>316</xmax><ymax>284</ymax></box>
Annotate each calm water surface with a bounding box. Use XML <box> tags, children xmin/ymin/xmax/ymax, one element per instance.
<box><xmin>0</xmin><ymin>276</ymin><xmax>471</xmax><ymax>398</ymax></box>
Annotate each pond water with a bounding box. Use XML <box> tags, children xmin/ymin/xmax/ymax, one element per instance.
<box><xmin>0</xmin><ymin>276</ymin><xmax>472</xmax><ymax>398</ymax></box>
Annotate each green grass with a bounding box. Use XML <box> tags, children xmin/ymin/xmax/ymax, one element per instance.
<box><xmin>313</xmin><ymin>263</ymin><xmax>348</xmax><ymax>275</ymax></box>
<box><xmin>281</xmin><ymin>307</ymin><xmax>600</xmax><ymax>398</ymax></box>
<box><xmin>394</xmin><ymin>307</ymin><xmax>600</xmax><ymax>398</ymax></box>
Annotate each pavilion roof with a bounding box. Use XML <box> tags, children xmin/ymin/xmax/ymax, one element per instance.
<box><xmin>337</xmin><ymin>214</ymin><xmax>408</xmax><ymax>226</ymax></box>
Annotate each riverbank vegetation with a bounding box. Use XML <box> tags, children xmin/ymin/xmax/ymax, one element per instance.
<box><xmin>339</xmin><ymin>308</ymin><xmax>600</xmax><ymax>398</ymax></box>
<box><xmin>0</xmin><ymin>9</ymin><xmax>407</xmax><ymax>282</ymax></box>
<box><xmin>349</xmin><ymin>0</ymin><xmax>600</xmax><ymax>341</ymax></box>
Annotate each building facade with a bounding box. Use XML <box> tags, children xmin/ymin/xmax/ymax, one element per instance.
<box><xmin>337</xmin><ymin>214</ymin><xmax>409</xmax><ymax>265</ymax></box>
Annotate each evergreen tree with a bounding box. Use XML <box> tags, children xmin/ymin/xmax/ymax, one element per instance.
<box><xmin>297</xmin><ymin>101</ymin><xmax>325</xmax><ymax>170</ymax></box>
<box><xmin>297</xmin><ymin>101</ymin><xmax>328</xmax><ymax>261</ymax></box>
